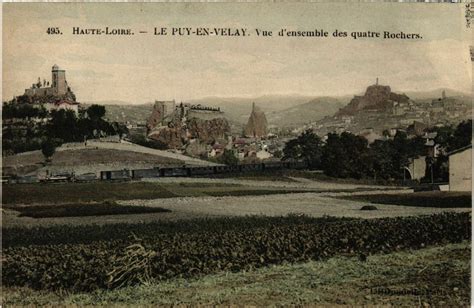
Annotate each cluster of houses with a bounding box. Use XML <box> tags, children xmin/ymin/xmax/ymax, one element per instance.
<box><xmin>207</xmin><ymin>135</ymin><xmax>283</xmax><ymax>161</ymax></box>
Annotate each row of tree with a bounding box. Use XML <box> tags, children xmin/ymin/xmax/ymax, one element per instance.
<box><xmin>2</xmin><ymin>104</ymin><xmax>128</xmax><ymax>155</ymax></box>
<box><xmin>45</xmin><ymin>105</ymin><xmax>127</xmax><ymax>143</ymax></box>
<box><xmin>2</xmin><ymin>103</ymin><xmax>48</xmax><ymax>119</ymax></box>
<box><xmin>283</xmin><ymin>120</ymin><xmax>471</xmax><ymax>181</ymax></box>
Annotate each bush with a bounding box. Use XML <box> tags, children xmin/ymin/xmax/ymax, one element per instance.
<box><xmin>41</xmin><ymin>139</ymin><xmax>57</xmax><ymax>162</ymax></box>
<box><xmin>360</xmin><ymin>205</ymin><xmax>378</xmax><ymax>211</ymax></box>
<box><xmin>9</xmin><ymin>202</ymin><xmax>171</xmax><ymax>218</ymax></box>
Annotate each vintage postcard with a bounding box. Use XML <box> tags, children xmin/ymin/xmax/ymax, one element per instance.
<box><xmin>2</xmin><ymin>2</ymin><xmax>472</xmax><ymax>306</ymax></box>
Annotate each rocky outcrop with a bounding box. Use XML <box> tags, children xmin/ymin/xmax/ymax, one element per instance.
<box><xmin>187</xmin><ymin>117</ymin><xmax>230</xmax><ymax>142</ymax></box>
<box><xmin>147</xmin><ymin>114</ymin><xmax>230</xmax><ymax>151</ymax></box>
<box><xmin>337</xmin><ymin>83</ymin><xmax>409</xmax><ymax>116</ymax></box>
<box><xmin>146</xmin><ymin>103</ymin><xmax>164</xmax><ymax>134</ymax></box>
<box><xmin>244</xmin><ymin>103</ymin><xmax>268</xmax><ymax>137</ymax></box>
<box><xmin>148</xmin><ymin>122</ymin><xmax>185</xmax><ymax>149</ymax></box>
<box><xmin>146</xmin><ymin>101</ymin><xmax>177</xmax><ymax>134</ymax></box>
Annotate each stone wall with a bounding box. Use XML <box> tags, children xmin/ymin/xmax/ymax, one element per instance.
<box><xmin>24</xmin><ymin>87</ymin><xmax>55</xmax><ymax>97</ymax></box>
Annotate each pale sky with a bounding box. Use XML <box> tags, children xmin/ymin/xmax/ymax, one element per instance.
<box><xmin>3</xmin><ymin>3</ymin><xmax>472</xmax><ymax>104</ymax></box>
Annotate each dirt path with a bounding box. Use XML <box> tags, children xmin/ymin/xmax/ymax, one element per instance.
<box><xmin>287</xmin><ymin>176</ymin><xmax>317</xmax><ymax>184</ymax></box>
<box><xmin>144</xmin><ymin>176</ymin><xmax>408</xmax><ymax>191</ymax></box>
<box><xmin>121</xmin><ymin>193</ymin><xmax>469</xmax><ymax>220</ymax></box>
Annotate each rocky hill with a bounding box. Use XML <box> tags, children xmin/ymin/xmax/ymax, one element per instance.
<box><xmin>336</xmin><ymin>84</ymin><xmax>409</xmax><ymax>116</ymax></box>
<box><xmin>146</xmin><ymin>101</ymin><xmax>231</xmax><ymax>152</ymax></box>
<box><xmin>148</xmin><ymin>117</ymin><xmax>230</xmax><ymax>149</ymax></box>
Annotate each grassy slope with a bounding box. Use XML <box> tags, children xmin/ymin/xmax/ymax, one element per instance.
<box><xmin>2</xmin><ymin>148</ymin><xmax>182</xmax><ymax>174</ymax></box>
<box><xmin>2</xmin><ymin>242</ymin><xmax>469</xmax><ymax>306</ymax></box>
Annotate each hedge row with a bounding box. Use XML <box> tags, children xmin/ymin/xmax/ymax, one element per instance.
<box><xmin>3</xmin><ymin>215</ymin><xmax>348</xmax><ymax>248</ymax></box>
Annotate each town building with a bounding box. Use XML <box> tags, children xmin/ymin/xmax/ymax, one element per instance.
<box><xmin>448</xmin><ymin>144</ymin><xmax>472</xmax><ymax>192</ymax></box>
<box><xmin>406</xmin><ymin>156</ymin><xmax>427</xmax><ymax>181</ymax></box>
<box><xmin>44</xmin><ymin>99</ymin><xmax>80</xmax><ymax>114</ymax></box>
<box><xmin>358</xmin><ymin>127</ymin><xmax>382</xmax><ymax>144</ymax></box>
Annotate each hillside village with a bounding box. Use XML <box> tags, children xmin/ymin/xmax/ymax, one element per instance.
<box><xmin>301</xmin><ymin>79</ymin><xmax>471</xmax><ymax>142</ymax></box>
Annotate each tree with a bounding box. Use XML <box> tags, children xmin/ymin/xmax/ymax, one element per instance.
<box><xmin>2</xmin><ymin>102</ymin><xmax>47</xmax><ymax>119</ymax></box>
<box><xmin>449</xmin><ymin>120</ymin><xmax>472</xmax><ymax>152</ymax></box>
<box><xmin>217</xmin><ymin>149</ymin><xmax>239</xmax><ymax>166</ymax></box>
<box><xmin>283</xmin><ymin>139</ymin><xmax>302</xmax><ymax>160</ymax></box>
<box><xmin>273</xmin><ymin>149</ymin><xmax>283</xmax><ymax>159</ymax></box>
<box><xmin>283</xmin><ymin>129</ymin><xmax>322</xmax><ymax>169</ymax></box>
<box><xmin>321</xmin><ymin>132</ymin><xmax>369</xmax><ymax>179</ymax></box>
<box><xmin>48</xmin><ymin>109</ymin><xmax>79</xmax><ymax>142</ymax></box>
<box><xmin>86</xmin><ymin>104</ymin><xmax>106</xmax><ymax>121</ymax></box>
<box><xmin>407</xmin><ymin>135</ymin><xmax>426</xmax><ymax>158</ymax></box>
<box><xmin>369</xmin><ymin>140</ymin><xmax>397</xmax><ymax>180</ymax></box>
<box><xmin>41</xmin><ymin>139</ymin><xmax>57</xmax><ymax>163</ymax></box>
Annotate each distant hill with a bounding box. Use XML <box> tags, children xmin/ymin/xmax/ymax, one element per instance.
<box><xmin>86</xmin><ymin>96</ymin><xmax>316</xmax><ymax>125</ymax></box>
<box><xmin>83</xmin><ymin>103</ymin><xmax>154</xmax><ymax>124</ymax></box>
<box><xmin>402</xmin><ymin>88</ymin><xmax>471</xmax><ymax>100</ymax></box>
<box><xmin>267</xmin><ymin>97</ymin><xmax>348</xmax><ymax>128</ymax></box>
<box><xmin>87</xmin><ymin>95</ymin><xmax>350</xmax><ymax>127</ymax></box>
<box><xmin>86</xmin><ymin>88</ymin><xmax>470</xmax><ymax>127</ymax></box>
<box><xmin>83</xmin><ymin>100</ymin><xmax>134</xmax><ymax>105</ymax></box>
<box><xmin>188</xmin><ymin>95</ymin><xmax>320</xmax><ymax>124</ymax></box>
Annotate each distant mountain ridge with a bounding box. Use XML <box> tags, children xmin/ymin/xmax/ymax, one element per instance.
<box><xmin>98</xmin><ymin>103</ymin><xmax>153</xmax><ymax>123</ymax></box>
<box><xmin>188</xmin><ymin>95</ymin><xmax>320</xmax><ymax>124</ymax></box>
<box><xmin>267</xmin><ymin>97</ymin><xmax>348</xmax><ymax>128</ymax></box>
<box><xmin>86</xmin><ymin>88</ymin><xmax>468</xmax><ymax>127</ymax></box>
<box><xmin>402</xmin><ymin>88</ymin><xmax>471</xmax><ymax>100</ymax></box>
